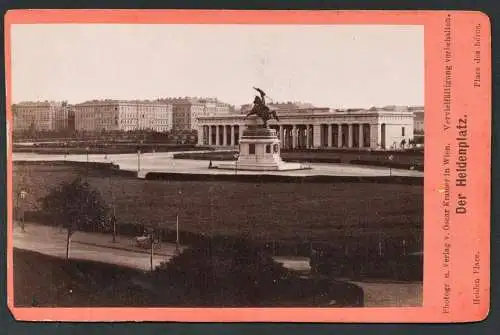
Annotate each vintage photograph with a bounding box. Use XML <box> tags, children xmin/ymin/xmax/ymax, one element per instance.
<box><xmin>11</xmin><ymin>23</ymin><xmax>424</xmax><ymax>308</ymax></box>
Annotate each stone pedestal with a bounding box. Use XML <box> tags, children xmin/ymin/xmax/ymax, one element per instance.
<box><xmin>217</xmin><ymin>126</ymin><xmax>304</xmax><ymax>171</ymax></box>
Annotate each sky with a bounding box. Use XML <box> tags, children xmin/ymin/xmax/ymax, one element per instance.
<box><xmin>10</xmin><ymin>24</ymin><xmax>423</xmax><ymax>108</ymax></box>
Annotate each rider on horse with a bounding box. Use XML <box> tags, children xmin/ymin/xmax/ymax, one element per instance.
<box><xmin>253</xmin><ymin>87</ymin><xmax>267</xmax><ymax>108</ymax></box>
<box><xmin>245</xmin><ymin>87</ymin><xmax>279</xmax><ymax>127</ymax></box>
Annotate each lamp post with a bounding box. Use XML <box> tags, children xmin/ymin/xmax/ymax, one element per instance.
<box><xmin>234</xmin><ymin>153</ymin><xmax>239</xmax><ymax>175</ymax></box>
<box><xmin>137</xmin><ymin>140</ymin><xmax>143</xmax><ymax>173</ymax></box>
<box><xmin>175</xmin><ymin>188</ymin><xmax>183</xmax><ymax>254</ymax></box>
<box><xmin>18</xmin><ymin>189</ymin><xmax>27</xmax><ymax>232</ymax></box>
<box><xmin>85</xmin><ymin>146</ymin><xmax>90</xmax><ymax>163</ymax></box>
<box><xmin>150</xmin><ymin>228</ymin><xmax>154</xmax><ymax>272</ymax></box>
<box><xmin>137</xmin><ymin>148</ymin><xmax>141</xmax><ymax>173</ymax></box>
<box><xmin>388</xmin><ymin>154</ymin><xmax>394</xmax><ymax>176</ymax></box>
<box><xmin>109</xmin><ymin>176</ymin><xmax>116</xmax><ymax>243</ymax></box>
<box><xmin>111</xmin><ymin>210</ymin><xmax>117</xmax><ymax>243</ymax></box>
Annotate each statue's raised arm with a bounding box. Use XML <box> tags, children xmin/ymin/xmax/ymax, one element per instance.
<box><xmin>253</xmin><ymin>87</ymin><xmax>266</xmax><ymax>102</ymax></box>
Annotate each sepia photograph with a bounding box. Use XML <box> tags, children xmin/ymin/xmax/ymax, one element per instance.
<box><xmin>10</xmin><ymin>23</ymin><xmax>424</xmax><ymax>309</ymax></box>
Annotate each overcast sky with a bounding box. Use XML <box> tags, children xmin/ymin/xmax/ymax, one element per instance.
<box><xmin>10</xmin><ymin>24</ymin><xmax>423</xmax><ymax>108</ymax></box>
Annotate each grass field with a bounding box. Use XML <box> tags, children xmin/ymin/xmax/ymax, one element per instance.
<box><xmin>14</xmin><ymin>163</ymin><xmax>423</xmax><ymax>245</ymax></box>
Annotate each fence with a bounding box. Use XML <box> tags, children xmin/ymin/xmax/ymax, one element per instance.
<box><xmin>22</xmin><ymin>209</ymin><xmax>422</xmax><ymax>281</ymax></box>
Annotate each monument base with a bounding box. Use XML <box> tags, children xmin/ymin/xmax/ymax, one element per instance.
<box><xmin>216</xmin><ymin>161</ymin><xmax>305</xmax><ymax>171</ymax></box>
<box><xmin>215</xmin><ymin>126</ymin><xmax>308</xmax><ymax>171</ymax></box>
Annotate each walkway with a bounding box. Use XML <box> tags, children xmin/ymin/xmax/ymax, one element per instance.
<box><xmin>13</xmin><ymin>152</ymin><xmax>424</xmax><ymax>178</ymax></box>
<box><xmin>13</xmin><ymin>223</ymin><xmax>179</xmax><ymax>271</ymax></box>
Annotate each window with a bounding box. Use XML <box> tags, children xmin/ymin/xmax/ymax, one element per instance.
<box><xmin>274</xmin><ymin>144</ymin><xmax>279</xmax><ymax>153</ymax></box>
<box><xmin>266</xmin><ymin>144</ymin><xmax>271</xmax><ymax>153</ymax></box>
<box><xmin>401</xmin><ymin>127</ymin><xmax>405</xmax><ymax>136</ymax></box>
<box><xmin>249</xmin><ymin>144</ymin><xmax>255</xmax><ymax>154</ymax></box>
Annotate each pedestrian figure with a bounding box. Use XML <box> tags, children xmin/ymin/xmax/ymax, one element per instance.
<box><xmin>209</xmin><ymin>160</ymin><xmax>213</xmax><ymax>168</ymax></box>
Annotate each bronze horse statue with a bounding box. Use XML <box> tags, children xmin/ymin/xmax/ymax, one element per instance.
<box><xmin>244</xmin><ymin>87</ymin><xmax>279</xmax><ymax>128</ymax></box>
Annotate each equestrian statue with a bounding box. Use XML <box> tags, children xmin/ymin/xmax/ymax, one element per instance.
<box><xmin>244</xmin><ymin>87</ymin><xmax>279</xmax><ymax>128</ymax></box>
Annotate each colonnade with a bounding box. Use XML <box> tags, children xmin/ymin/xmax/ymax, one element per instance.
<box><xmin>201</xmin><ymin>123</ymin><xmax>388</xmax><ymax>149</ymax></box>
<box><xmin>201</xmin><ymin>125</ymin><xmax>242</xmax><ymax>146</ymax></box>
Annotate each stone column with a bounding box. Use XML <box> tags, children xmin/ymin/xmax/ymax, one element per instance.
<box><xmin>313</xmin><ymin>124</ymin><xmax>321</xmax><ymax>148</ymax></box>
<box><xmin>305</xmin><ymin>126</ymin><xmax>310</xmax><ymax>148</ymax></box>
<box><xmin>208</xmin><ymin>126</ymin><xmax>212</xmax><ymax>145</ymax></box>
<box><xmin>215</xmin><ymin>125</ymin><xmax>220</xmax><ymax>146</ymax></box>
<box><xmin>229</xmin><ymin>126</ymin><xmax>234</xmax><ymax>146</ymax></box>
<box><xmin>292</xmin><ymin>125</ymin><xmax>297</xmax><ymax>149</ymax></box>
<box><xmin>348</xmin><ymin>124</ymin><xmax>353</xmax><ymax>148</ymax></box>
<box><xmin>285</xmin><ymin>126</ymin><xmax>290</xmax><ymax>149</ymax></box>
<box><xmin>379</xmin><ymin>124</ymin><xmax>384</xmax><ymax>149</ymax></box>
<box><xmin>364</xmin><ymin>124</ymin><xmax>370</xmax><ymax>148</ymax></box>
<box><xmin>358</xmin><ymin>124</ymin><xmax>364</xmax><ymax>148</ymax></box>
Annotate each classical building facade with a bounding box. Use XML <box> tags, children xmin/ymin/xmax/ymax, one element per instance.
<box><xmin>74</xmin><ymin>100</ymin><xmax>173</xmax><ymax>132</ymax></box>
<box><xmin>12</xmin><ymin>101</ymin><xmax>70</xmax><ymax>132</ymax></box>
<box><xmin>197</xmin><ymin>106</ymin><xmax>419</xmax><ymax>150</ymax></box>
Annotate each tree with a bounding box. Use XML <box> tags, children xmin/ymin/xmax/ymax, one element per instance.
<box><xmin>40</xmin><ymin>177</ymin><xmax>110</xmax><ymax>259</ymax></box>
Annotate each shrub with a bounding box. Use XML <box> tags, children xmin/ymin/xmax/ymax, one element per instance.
<box><xmin>154</xmin><ymin>237</ymin><xmax>365</xmax><ymax>307</ymax></box>
<box><xmin>155</xmin><ymin>237</ymin><xmax>292</xmax><ymax>306</ymax></box>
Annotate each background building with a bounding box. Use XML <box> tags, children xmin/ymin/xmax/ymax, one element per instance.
<box><xmin>12</xmin><ymin>101</ymin><xmax>70</xmax><ymax>133</ymax></box>
<box><xmin>160</xmin><ymin>97</ymin><xmax>234</xmax><ymax>133</ymax></box>
<box><xmin>74</xmin><ymin>100</ymin><xmax>173</xmax><ymax>133</ymax></box>
<box><xmin>197</xmin><ymin>105</ymin><xmax>420</xmax><ymax>150</ymax></box>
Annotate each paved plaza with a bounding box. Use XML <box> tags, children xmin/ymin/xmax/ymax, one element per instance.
<box><xmin>13</xmin><ymin>151</ymin><xmax>424</xmax><ymax>178</ymax></box>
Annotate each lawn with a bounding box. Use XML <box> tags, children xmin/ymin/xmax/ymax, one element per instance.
<box><xmin>13</xmin><ymin>163</ymin><xmax>423</xmax><ymax>244</ymax></box>
<box><xmin>13</xmin><ymin>248</ymin><xmax>159</xmax><ymax>307</ymax></box>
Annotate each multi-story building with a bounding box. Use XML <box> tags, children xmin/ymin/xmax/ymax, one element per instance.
<box><xmin>160</xmin><ymin>97</ymin><xmax>234</xmax><ymax>133</ymax></box>
<box><xmin>74</xmin><ymin>100</ymin><xmax>173</xmax><ymax>133</ymax></box>
<box><xmin>12</xmin><ymin>101</ymin><xmax>70</xmax><ymax>133</ymax></box>
<box><xmin>197</xmin><ymin>105</ymin><xmax>422</xmax><ymax>150</ymax></box>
